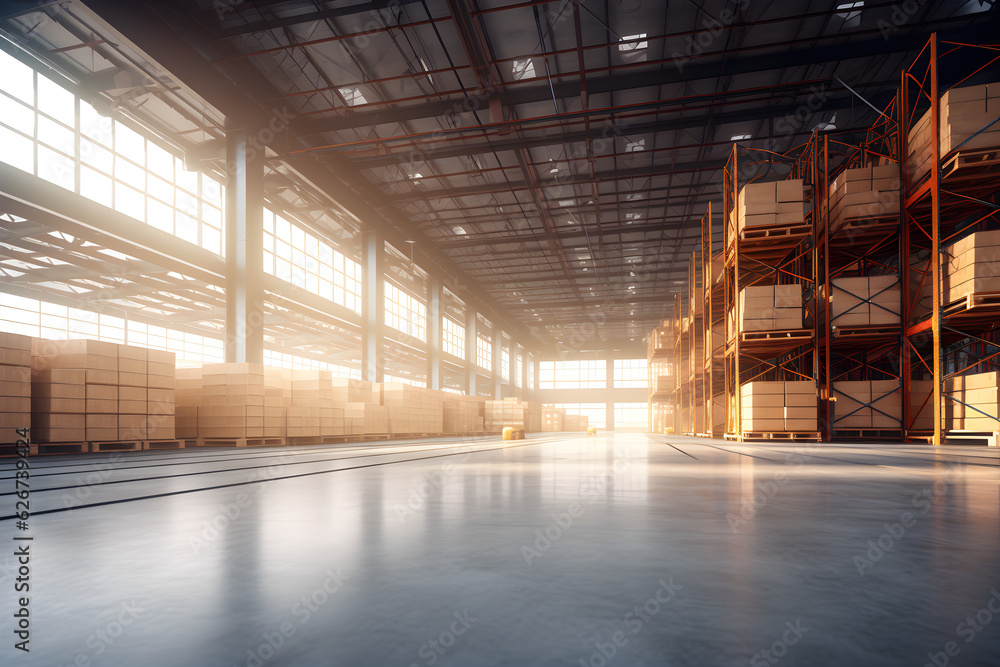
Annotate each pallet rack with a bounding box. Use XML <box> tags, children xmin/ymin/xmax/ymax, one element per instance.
<box><xmin>723</xmin><ymin>140</ymin><xmax>820</xmax><ymax>442</ymax></box>
<box><xmin>900</xmin><ymin>34</ymin><xmax>1000</xmax><ymax>446</ymax></box>
<box><xmin>646</xmin><ymin>321</ymin><xmax>674</xmax><ymax>434</ymax></box>
<box><xmin>702</xmin><ymin>203</ymin><xmax>726</xmax><ymax>438</ymax></box>
<box><xmin>687</xmin><ymin>251</ymin><xmax>706</xmax><ymax>436</ymax></box>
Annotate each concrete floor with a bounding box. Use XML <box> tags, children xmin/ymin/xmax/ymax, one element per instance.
<box><xmin>2</xmin><ymin>433</ymin><xmax>999</xmax><ymax>666</ymax></box>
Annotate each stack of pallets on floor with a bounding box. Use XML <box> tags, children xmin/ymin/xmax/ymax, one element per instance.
<box><xmin>443</xmin><ymin>393</ymin><xmax>485</xmax><ymax>435</ymax></box>
<box><xmin>381</xmin><ymin>383</ymin><xmax>444</xmax><ymax>437</ymax></box>
<box><xmin>0</xmin><ymin>333</ymin><xmax>32</xmax><ymax>455</ymax></box>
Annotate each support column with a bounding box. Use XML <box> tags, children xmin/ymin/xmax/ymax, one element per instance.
<box><xmin>520</xmin><ymin>345</ymin><xmax>529</xmax><ymax>396</ymax></box>
<box><xmin>606</xmin><ymin>355</ymin><xmax>615</xmax><ymax>431</ymax></box>
<box><xmin>492</xmin><ymin>326</ymin><xmax>503</xmax><ymax>399</ymax></box>
<box><xmin>465</xmin><ymin>310</ymin><xmax>477</xmax><ymax>395</ymax></box>
<box><xmin>427</xmin><ymin>279</ymin><xmax>442</xmax><ymax>390</ymax></box>
<box><xmin>224</xmin><ymin>127</ymin><xmax>264</xmax><ymax>364</ymax></box>
<box><xmin>361</xmin><ymin>231</ymin><xmax>384</xmax><ymax>383</ymax></box>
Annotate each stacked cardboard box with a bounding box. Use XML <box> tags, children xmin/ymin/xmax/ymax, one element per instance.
<box><xmin>175</xmin><ymin>367</ymin><xmax>202</xmax><ymax>439</ymax></box>
<box><xmin>542</xmin><ymin>407</ymin><xmax>565</xmax><ymax>432</ymax></box>
<box><xmin>146</xmin><ymin>349</ymin><xmax>176</xmax><ymax>440</ymax></box>
<box><xmin>32</xmin><ymin>340</ymin><xmax>119</xmax><ymax>442</ymax></box>
<box><xmin>734</xmin><ymin>179</ymin><xmax>805</xmax><ymax>234</ymax></box>
<box><xmin>647</xmin><ymin>323</ymin><xmax>673</xmax><ymax>358</ymax></box>
<box><xmin>736</xmin><ymin>285</ymin><xmax>803</xmax><ymax>332</ymax></box>
<box><xmin>288</xmin><ymin>370</ymin><xmax>332</xmax><ymax>439</ymax></box>
<box><xmin>832</xmin><ymin>380</ymin><xmax>902</xmax><ymax>429</ymax></box>
<box><xmin>262</xmin><ymin>368</ymin><xmax>290</xmax><ymax>439</ymax></box>
<box><xmin>0</xmin><ymin>333</ymin><xmax>32</xmax><ymax>445</ymax></box>
<box><xmin>563</xmin><ymin>414</ymin><xmax>589</xmax><ymax>431</ymax></box>
<box><xmin>485</xmin><ymin>397</ymin><xmax>529</xmax><ymax>433</ymax></box>
<box><xmin>443</xmin><ymin>394</ymin><xmax>485</xmax><ymax>434</ymax></box>
<box><xmin>908</xmin><ymin>83</ymin><xmax>1000</xmax><ymax>182</ymax></box>
<box><xmin>740</xmin><ymin>381</ymin><xmax>816</xmax><ymax>432</ymax></box>
<box><xmin>828</xmin><ymin>165</ymin><xmax>899</xmax><ymax>229</ymax></box>
<box><xmin>945</xmin><ymin>372</ymin><xmax>1000</xmax><ymax>431</ymax></box>
<box><xmin>651</xmin><ymin>373</ymin><xmax>674</xmax><ymax>395</ymax></box>
<box><xmin>198</xmin><ymin>363</ymin><xmax>266</xmax><ymax>440</ymax></box>
<box><xmin>831</xmin><ymin>276</ymin><xmax>900</xmax><ymax>327</ymax></box>
<box><xmin>943</xmin><ymin>230</ymin><xmax>1000</xmax><ymax>305</ymax></box>
<box><xmin>712</xmin><ymin>394</ymin><xmax>726</xmax><ymax>434</ymax></box>
<box><xmin>382</xmin><ymin>383</ymin><xmax>444</xmax><ymax>435</ymax></box>
<box><xmin>908</xmin><ymin>380</ymin><xmax>934</xmax><ymax>431</ymax></box>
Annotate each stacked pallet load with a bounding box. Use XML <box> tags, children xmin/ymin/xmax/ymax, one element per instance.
<box><xmin>943</xmin><ymin>230</ymin><xmax>1000</xmax><ymax>307</ymax></box>
<box><xmin>1</xmin><ymin>333</ymin><xmax>32</xmax><ymax>451</ymax></box>
<box><xmin>831</xmin><ymin>276</ymin><xmax>900</xmax><ymax>327</ymax></box>
<box><xmin>542</xmin><ymin>407</ymin><xmax>565</xmax><ymax>432</ymax></box>
<box><xmin>735</xmin><ymin>285</ymin><xmax>803</xmax><ymax>332</ymax></box>
<box><xmin>443</xmin><ymin>394</ymin><xmax>485</xmax><ymax>434</ymax></box>
<box><xmin>262</xmin><ymin>368</ymin><xmax>290</xmax><ymax>439</ymax></box>
<box><xmin>31</xmin><ymin>340</ymin><xmax>121</xmax><ymax>445</ymax></box>
<box><xmin>563</xmin><ymin>414</ymin><xmax>589</xmax><ymax>431</ymax></box>
<box><xmin>740</xmin><ymin>381</ymin><xmax>817</xmax><ymax>434</ymax></box>
<box><xmin>908</xmin><ymin>380</ymin><xmax>935</xmax><ymax>432</ymax></box>
<box><xmin>197</xmin><ymin>363</ymin><xmax>267</xmax><ymax>443</ymax></box>
<box><xmin>485</xmin><ymin>397</ymin><xmax>526</xmax><ymax>433</ymax></box>
<box><xmin>288</xmin><ymin>370</ymin><xmax>330</xmax><ymax>440</ymax></box>
<box><xmin>112</xmin><ymin>345</ymin><xmax>177</xmax><ymax>443</ymax></box>
<box><xmin>382</xmin><ymin>383</ymin><xmax>444</xmax><ymax>436</ymax></box>
<box><xmin>827</xmin><ymin>164</ymin><xmax>899</xmax><ymax>232</ymax></box>
<box><xmin>908</xmin><ymin>82</ymin><xmax>1000</xmax><ymax>182</ymax></box>
<box><xmin>647</xmin><ymin>322</ymin><xmax>673</xmax><ymax>358</ymax></box>
<box><xmin>945</xmin><ymin>372</ymin><xmax>1000</xmax><ymax>432</ymax></box>
<box><xmin>175</xmin><ymin>367</ymin><xmax>202</xmax><ymax>439</ymax></box>
<box><xmin>523</xmin><ymin>401</ymin><xmax>542</xmax><ymax>432</ymax></box>
<box><xmin>832</xmin><ymin>381</ymin><xmax>903</xmax><ymax>431</ymax></box>
<box><xmin>733</xmin><ymin>179</ymin><xmax>805</xmax><ymax>235</ymax></box>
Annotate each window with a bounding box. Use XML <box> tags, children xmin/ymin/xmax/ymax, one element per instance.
<box><xmin>528</xmin><ymin>356</ymin><xmax>534</xmax><ymax>389</ymax></box>
<box><xmin>619</xmin><ymin>33</ymin><xmax>647</xmax><ymax>51</ymax></box>
<box><xmin>501</xmin><ymin>348</ymin><xmax>510</xmax><ymax>383</ymax></box>
<box><xmin>0</xmin><ymin>292</ymin><xmax>224</xmax><ymax>364</ymax></box>
<box><xmin>339</xmin><ymin>86</ymin><xmax>367</xmax><ymax>106</ymax></box>
<box><xmin>385</xmin><ymin>281</ymin><xmax>427</xmax><ymax>342</ymax></box>
<box><xmin>442</xmin><ymin>317</ymin><xmax>465</xmax><ymax>359</ymax></box>
<box><xmin>614</xmin><ymin>358</ymin><xmax>648</xmax><ymax>388</ymax></box>
<box><xmin>514</xmin><ymin>352</ymin><xmax>522</xmax><ymax>387</ymax></box>
<box><xmin>263</xmin><ymin>349</ymin><xmax>359</xmax><ymax>378</ymax></box>
<box><xmin>836</xmin><ymin>1</ymin><xmax>863</xmax><ymax>27</ymax></box>
<box><xmin>615</xmin><ymin>403</ymin><xmax>649</xmax><ymax>429</ymax></box>
<box><xmin>385</xmin><ymin>374</ymin><xmax>426</xmax><ymax>387</ymax></box>
<box><xmin>539</xmin><ymin>360</ymin><xmax>606</xmax><ymax>389</ymax></box>
<box><xmin>263</xmin><ymin>209</ymin><xmax>362</xmax><ymax>313</ymax></box>
<box><xmin>546</xmin><ymin>403</ymin><xmax>607</xmax><ymax>429</ymax></box>
<box><xmin>0</xmin><ymin>49</ymin><xmax>225</xmax><ymax>255</ymax></box>
<box><xmin>512</xmin><ymin>59</ymin><xmax>535</xmax><ymax>80</ymax></box>
<box><xmin>625</xmin><ymin>139</ymin><xmax>645</xmax><ymax>152</ymax></box>
<box><xmin>477</xmin><ymin>333</ymin><xmax>492</xmax><ymax>369</ymax></box>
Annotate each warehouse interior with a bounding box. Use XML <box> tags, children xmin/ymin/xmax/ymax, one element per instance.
<box><xmin>0</xmin><ymin>1</ymin><xmax>999</xmax><ymax>665</ymax></box>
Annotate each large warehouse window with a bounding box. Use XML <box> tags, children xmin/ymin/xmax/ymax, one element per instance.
<box><xmin>546</xmin><ymin>403</ymin><xmax>607</xmax><ymax>429</ymax></box>
<box><xmin>0</xmin><ymin>292</ymin><xmax>224</xmax><ymax>363</ymax></box>
<box><xmin>501</xmin><ymin>348</ymin><xmax>510</xmax><ymax>382</ymax></box>
<box><xmin>614</xmin><ymin>358</ymin><xmax>648</xmax><ymax>388</ymax></box>
<box><xmin>384</xmin><ymin>374</ymin><xmax>427</xmax><ymax>388</ymax></box>
<box><xmin>539</xmin><ymin>360</ymin><xmax>606</xmax><ymax>389</ymax></box>
<box><xmin>442</xmin><ymin>317</ymin><xmax>465</xmax><ymax>359</ymax></box>
<box><xmin>0</xmin><ymin>49</ymin><xmax>226</xmax><ymax>255</ymax></box>
<box><xmin>263</xmin><ymin>209</ymin><xmax>362</xmax><ymax>313</ymax></box>
<box><xmin>615</xmin><ymin>403</ymin><xmax>649</xmax><ymax>429</ymax></box>
<box><xmin>528</xmin><ymin>357</ymin><xmax>535</xmax><ymax>390</ymax></box>
<box><xmin>514</xmin><ymin>352</ymin><xmax>522</xmax><ymax>387</ymax></box>
<box><xmin>476</xmin><ymin>333</ymin><xmax>492</xmax><ymax>369</ymax></box>
<box><xmin>263</xmin><ymin>349</ymin><xmax>359</xmax><ymax>378</ymax></box>
<box><xmin>384</xmin><ymin>281</ymin><xmax>427</xmax><ymax>342</ymax></box>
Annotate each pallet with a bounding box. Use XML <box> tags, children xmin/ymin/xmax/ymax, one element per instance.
<box><xmin>739</xmin><ymin>223</ymin><xmax>811</xmax><ymax>241</ymax></box>
<box><xmin>90</xmin><ymin>440</ymin><xmax>143</xmax><ymax>453</ymax></box>
<box><xmin>741</xmin><ymin>431</ymin><xmax>821</xmax><ymax>441</ymax></box>
<box><xmin>831</xmin><ymin>429</ymin><xmax>904</xmax><ymax>440</ymax></box>
<box><xmin>832</xmin><ymin>325</ymin><xmax>900</xmax><ymax>339</ymax></box>
<box><xmin>192</xmin><ymin>437</ymin><xmax>247</xmax><ymax>448</ymax></box>
<box><xmin>943</xmin><ymin>146</ymin><xmax>1000</xmax><ymax>180</ymax></box>
<box><xmin>943</xmin><ymin>291</ymin><xmax>1000</xmax><ymax>316</ymax></box>
<box><xmin>145</xmin><ymin>439</ymin><xmax>185</xmax><ymax>450</ymax></box>
<box><xmin>28</xmin><ymin>442</ymin><xmax>89</xmax><ymax>455</ymax></box>
<box><xmin>943</xmin><ymin>431</ymin><xmax>999</xmax><ymax>447</ymax></box>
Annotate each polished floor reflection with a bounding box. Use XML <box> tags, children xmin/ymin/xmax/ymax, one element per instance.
<box><xmin>1</xmin><ymin>433</ymin><xmax>999</xmax><ymax>666</ymax></box>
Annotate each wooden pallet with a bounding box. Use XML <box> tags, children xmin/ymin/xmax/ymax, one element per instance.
<box><xmin>145</xmin><ymin>439</ymin><xmax>185</xmax><ymax>450</ymax></box>
<box><xmin>832</xmin><ymin>325</ymin><xmax>901</xmax><ymax>339</ymax></box>
<box><xmin>29</xmin><ymin>442</ymin><xmax>89</xmax><ymax>455</ymax></box>
<box><xmin>943</xmin><ymin>291</ymin><xmax>1000</xmax><ymax>316</ymax></box>
<box><xmin>739</xmin><ymin>222</ymin><xmax>811</xmax><ymax>241</ymax></box>
<box><xmin>741</xmin><ymin>431</ymin><xmax>821</xmax><ymax>441</ymax></box>
<box><xmin>192</xmin><ymin>437</ymin><xmax>247</xmax><ymax>448</ymax></box>
<box><xmin>831</xmin><ymin>429</ymin><xmax>904</xmax><ymax>440</ymax></box>
<box><xmin>943</xmin><ymin>146</ymin><xmax>1000</xmax><ymax>180</ymax></box>
<box><xmin>943</xmin><ymin>431</ymin><xmax>999</xmax><ymax>447</ymax></box>
<box><xmin>90</xmin><ymin>440</ymin><xmax>144</xmax><ymax>453</ymax></box>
